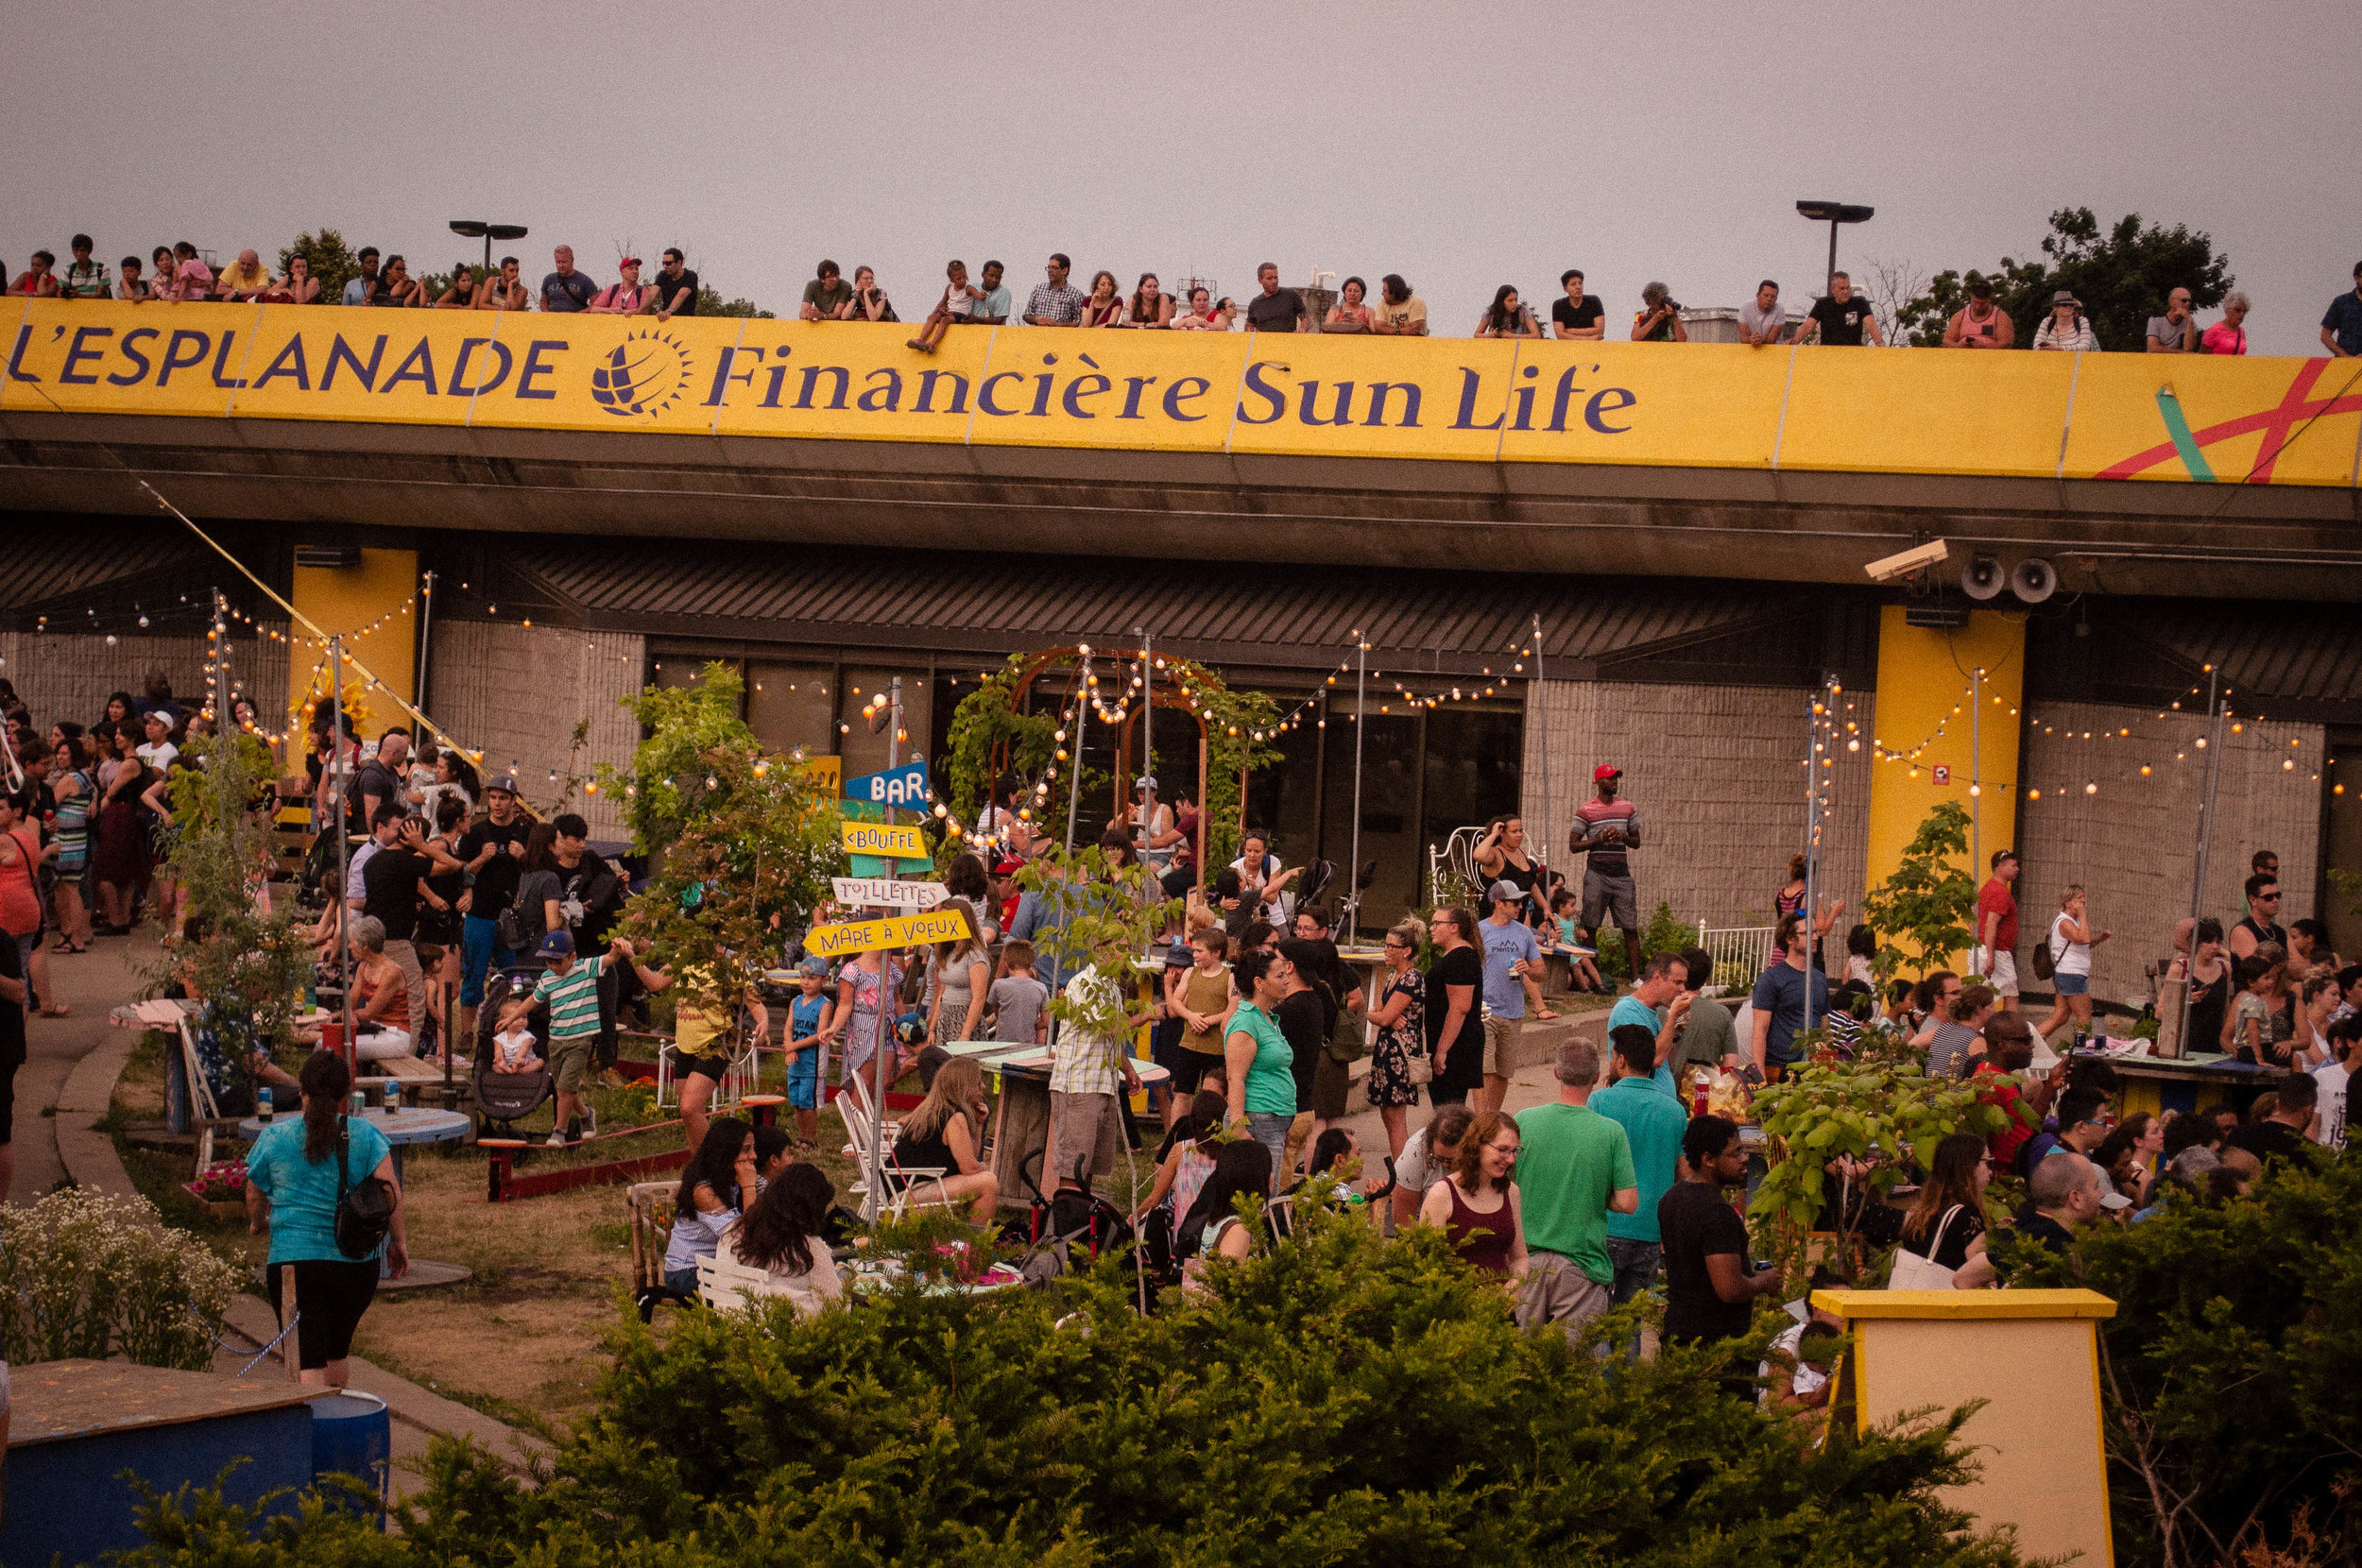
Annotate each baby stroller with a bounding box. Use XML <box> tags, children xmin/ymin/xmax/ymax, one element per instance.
<box><xmin>471</xmin><ymin>969</ymin><xmax>556</xmax><ymax>1138</ymax></box>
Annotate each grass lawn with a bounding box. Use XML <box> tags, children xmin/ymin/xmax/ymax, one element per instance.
<box><xmin>111</xmin><ymin>1033</ymin><xmax>877</xmax><ymax>1433</ymax></box>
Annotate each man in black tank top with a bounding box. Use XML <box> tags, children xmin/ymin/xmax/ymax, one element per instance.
<box><xmin>2228</xmin><ymin>871</ymin><xmax>2285</xmax><ymax>962</ymax></box>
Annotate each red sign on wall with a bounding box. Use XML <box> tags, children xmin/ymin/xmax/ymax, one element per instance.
<box><xmin>1932</xmin><ymin>764</ymin><xmax>1951</xmax><ymax>785</ymax></box>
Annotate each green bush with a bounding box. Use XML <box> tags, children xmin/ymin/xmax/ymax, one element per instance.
<box><xmin>1999</xmin><ymin>1147</ymin><xmax>2362</xmax><ymax>1566</ymax></box>
<box><xmin>1592</xmin><ymin>901</ymin><xmax>1698</xmax><ymax>982</ymax></box>
<box><xmin>127</xmin><ymin>1201</ymin><xmax>2025</xmax><ymax>1568</ymax></box>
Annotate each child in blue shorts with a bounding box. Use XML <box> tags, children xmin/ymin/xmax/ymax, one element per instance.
<box><xmin>785</xmin><ymin>955</ymin><xmax>830</xmax><ymax>1147</ymax></box>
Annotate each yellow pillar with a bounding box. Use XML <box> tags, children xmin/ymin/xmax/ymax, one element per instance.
<box><xmin>1815</xmin><ymin>1287</ymin><xmax>2117</xmax><ymax>1567</ymax></box>
<box><xmin>285</xmin><ymin>549</ymin><xmax>419</xmax><ymax>741</ymax></box>
<box><xmin>1866</xmin><ymin>606</ymin><xmax>2026</xmax><ymax>963</ymax></box>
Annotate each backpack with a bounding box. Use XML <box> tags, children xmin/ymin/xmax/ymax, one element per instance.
<box><xmin>2028</xmin><ymin>919</ymin><xmax>2057</xmax><ymax>982</ymax></box>
<box><xmin>495</xmin><ymin>899</ymin><xmax>532</xmax><ymax>954</ymax></box>
<box><xmin>1323</xmin><ymin>978</ymin><xmax>1366</xmax><ymax>1063</ymax></box>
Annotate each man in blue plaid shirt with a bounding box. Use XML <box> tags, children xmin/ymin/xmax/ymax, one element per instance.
<box><xmin>1022</xmin><ymin>253</ymin><xmax>1086</xmax><ymax>326</ymax></box>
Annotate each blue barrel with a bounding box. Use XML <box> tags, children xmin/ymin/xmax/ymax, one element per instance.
<box><xmin>308</xmin><ymin>1390</ymin><xmax>391</xmax><ymax>1525</ymax></box>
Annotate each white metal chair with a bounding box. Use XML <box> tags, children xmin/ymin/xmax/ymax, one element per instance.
<box><xmin>1428</xmin><ymin>826</ymin><xmax>1484</xmax><ymax>911</ymax></box>
<box><xmin>1694</xmin><ymin>924</ymin><xmax>1777</xmax><ymax>992</ymax></box>
<box><xmin>657</xmin><ymin>1013</ymin><xmax>766</xmax><ymax>1112</ymax></box>
<box><xmin>832</xmin><ymin>1097</ymin><xmax>956</xmax><ymax>1220</ymax></box>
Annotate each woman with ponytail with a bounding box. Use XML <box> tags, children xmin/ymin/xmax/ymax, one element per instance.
<box><xmin>244</xmin><ymin>1050</ymin><xmax>408</xmax><ymax>1387</ymax></box>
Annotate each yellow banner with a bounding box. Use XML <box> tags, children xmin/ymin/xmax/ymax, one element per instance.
<box><xmin>841</xmin><ymin>820</ymin><xmax>927</xmax><ymax>858</ymax></box>
<box><xmin>804</xmin><ymin>906</ymin><xmax>971</xmax><ymax>960</ymax></box>
<box><xmin>6</xmin><ymin>299</ymin><xmax>2356</xmax><ymax>487</ymax></box>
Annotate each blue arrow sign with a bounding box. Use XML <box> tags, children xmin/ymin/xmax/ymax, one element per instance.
<box><xmin>843</xmin><ymin>760</ymin><xmax>931</xmax><ymax>810</ymax></box>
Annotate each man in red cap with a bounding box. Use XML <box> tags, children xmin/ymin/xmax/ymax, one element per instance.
<box><xmin>1569</xmin><ymin>765</ymin><xmax>1642</xmax><ymax>980</ymax></box>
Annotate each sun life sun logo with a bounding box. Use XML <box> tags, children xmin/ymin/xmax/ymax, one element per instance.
<box><xmin>589</xmin><ymin>329</ymin><xmax>693</xmax><ymax>419</ymax></box>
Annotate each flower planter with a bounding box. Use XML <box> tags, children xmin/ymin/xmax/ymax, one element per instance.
<box><xmin>183</xmin><ymin>1184</ymin><xmax>247</xmax><ymax>1224</ymax></box>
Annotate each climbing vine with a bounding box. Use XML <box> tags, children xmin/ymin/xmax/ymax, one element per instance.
<box><xmin>943</xmin><ymin>649</ymin><xmax>1283</xmax><ymax>868</ymax></box>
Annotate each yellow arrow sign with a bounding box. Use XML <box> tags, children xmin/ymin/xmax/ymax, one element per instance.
<box><xmin>840</xmin><ymin>821</ymin><xmax>927</xmax><ymax>858</ymax></box>
<box><xmin>803</xmin><ymin>906</ymin><xmax>973</xmax><ymax>961</ymax></box>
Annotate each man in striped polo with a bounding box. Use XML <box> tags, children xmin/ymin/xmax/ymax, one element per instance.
<box><xmin>532</xmin><ymin>929</ymin><xmax>631</xmax><ymax>1146</ymax></box>
<box><xmin>1569</xmin><ymin>765</ymin><xmax>1642</xmax><ymax>981</ymax></box>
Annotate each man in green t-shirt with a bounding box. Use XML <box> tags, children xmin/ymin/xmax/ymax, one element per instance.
<box><xmin>1668</xmin><ymin>944</ymin><xmax>1739</xmax><ymax>1080</ymax></box>
<box><xmin>1513</xmin><ymin>1036</ymin><xmax>1638</xmax><ymax>1333</ymax></box>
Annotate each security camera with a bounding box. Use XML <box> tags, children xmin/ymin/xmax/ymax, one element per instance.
<box><xmin>1864</xmin><ymin>539</ymin><xmax>1949</xmax><ymax>583</ymax></box>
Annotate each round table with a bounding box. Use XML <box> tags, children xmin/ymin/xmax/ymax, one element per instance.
<box><xmin>239</xmin><ymin>1107</ymin><xmax>475</xmax><ymax>1287</ymax></box>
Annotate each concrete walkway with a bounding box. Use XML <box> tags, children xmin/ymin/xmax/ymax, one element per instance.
<box><xmin>24</xmin><ymin>932</ymin><xmax>548</xmax><ymax>1487</ymax></box>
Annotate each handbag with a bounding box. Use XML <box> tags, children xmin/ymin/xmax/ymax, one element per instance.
<box><xmin>333</xmin><ymin>1116</ymin><xmax>398</xmax><ymax>1261</ymax></box>
<box><xmin>1887</xmin><ymin>1204</ymin><xmax>1962</xmax><ymax>1289</ymax></box>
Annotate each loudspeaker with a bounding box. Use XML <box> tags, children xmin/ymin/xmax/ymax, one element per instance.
<box><xmin>1960</xmin><ymin>555</ymin><xmax>2007</xmax><ymax>601</ymax></box>
<box><xmin>2011</xmin><ymin>557</ymin><xmax>2059</xmax><ymax>604</ymax></box>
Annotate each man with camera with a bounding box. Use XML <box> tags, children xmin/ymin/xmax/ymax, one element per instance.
<box><xmin>1630</xmin><ymin>282</ymin><xmax>1687</xmax><ymax>342</ymax></box>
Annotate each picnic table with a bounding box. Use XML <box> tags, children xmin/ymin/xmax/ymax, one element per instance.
<box><xmin>936</xmin><ymin>1041</ymin><xmax>1167</xmax><ymax>1208</ymax></box>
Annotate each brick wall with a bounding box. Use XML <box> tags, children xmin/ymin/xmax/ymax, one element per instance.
<box><xmin>0</xmin><ymin>626</ymin><xmax>290</xmax><ymax>741</ymax></box>
<box><xmin>2016</xmin><ymin>700</ymin><xmax>2325</xmax><ymax>1003</ymax></box>
<box><xmin>426</xmin><ymin>622</ymin><xmax>645</xmax><ymax>839</ymax></box>
<box><xmin>1521</xmin><ymin>679</ymin><xmax>1876</xmax><ymax>937</ymax></box>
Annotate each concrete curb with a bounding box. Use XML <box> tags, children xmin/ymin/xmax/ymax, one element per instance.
<box><xmin>53</xmin><ymin>1026</ymin><xmax>139</xmax><ymax>1198</ymax></box>
<box><xmin>61</xmin><ymin>1022</ymin><xmax>551</xmax><ymax>1474</ymax></box>
<box><xmin>219</xmin><ymin>1295</ymin><xmax>552</xmax><ymax>1470</ymax></box>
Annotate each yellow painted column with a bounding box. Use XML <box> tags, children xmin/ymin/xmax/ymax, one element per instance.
<box><xmin>1866</xmin><ymin>606</ymin><xmax>2026</xmax><ymax>962</ymax></box>
<box><xmin>285</xmin><ymin>549</ymin><xmax>419</xmax><ymax>741</ymax></box>
<box><xmin>1816</xmin><ymin>1287</ymin><xmax>2117</xmax><ymax>1567</ymax></box>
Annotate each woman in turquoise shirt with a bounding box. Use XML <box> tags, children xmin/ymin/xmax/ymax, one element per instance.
<box><xmin>245</xmin><ymin>1051</ymin><xmax>409</xmax><ymax>1388</ymax></box>
<box><xmin>1222</xmin><ymin>948</ymin><xmax>1295</xmax><ymax>1185</ymax></box>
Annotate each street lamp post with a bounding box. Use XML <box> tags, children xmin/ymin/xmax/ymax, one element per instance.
<box><xmin>448</xmin><ymin>220</ymin><xmax>529</xmax><ymax>276</ymax></box>
<box><xmin>1795</xmin><ymin>201</ymin><xmax>1874</xmax><ymax>296</ymax></box>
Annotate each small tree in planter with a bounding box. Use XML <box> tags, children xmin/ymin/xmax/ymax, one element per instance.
<box><xmin>1010</xmin><ymin>844</ymin><xmax>1176</xmax><ymax>1043</ymax></box>
<box><xmin>599</xmin><ymin>664</ymin><xmax>846</xmax><ymax>1035</ymax></box>
<box><xmin>1859</xmin><ymin>798</ymin><xmax>1978</xmax><ymax>981</ymax></box>
<box><xmin>151</xmin><ymin>726</ymin><xmax>311</xmax><ymax>1104</ymax></box>
<box><xmin>1747</xmin><ymin>1057</ymin><xmax>2008</xmax><ymax>1282</ymax></box>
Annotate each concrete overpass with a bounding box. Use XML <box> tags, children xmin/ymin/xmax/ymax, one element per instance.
<box><xmin>6</xmin><ymin>303</ymin><xmax>2360</xmax><ymax>968</ymax></box>
<box><xmin>6</xmin><ymin>301</ymin><xmax>2361</xmax><ymax>602</ymax></box>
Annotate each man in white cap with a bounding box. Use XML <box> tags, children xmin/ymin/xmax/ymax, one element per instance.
<box><xmin>1479</xmin><ymin>878</ymin><xmax>1558</xmax><ymax>1112</ymax></box>
<box><xmin>1121</xmin><ymin>775</ymin><xmax>1182</xmax><ymax>878</ymax></box>
<box><xmin>137</xmin><ymin>710</ymin><xmax>180</xmax><ymax>772</ymax></box>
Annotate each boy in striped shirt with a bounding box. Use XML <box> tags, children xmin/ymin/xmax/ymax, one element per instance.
<box><xmin>533</xmin><ymin>929</ymin><xmax>632</xmax><ymax>1146</ymax></box>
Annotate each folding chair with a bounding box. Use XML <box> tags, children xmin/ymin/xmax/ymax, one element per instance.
<box><xmin>833</xmin><ymin>1097</ymin><xmax>956</xmax><ymax>1220</ymax></box>
<box><xmin>627</xmin><ymin>1181</ymin><xmax>694</xmax><ymax>1321</ymax></box>
<box><xmin>176</xmin><ymin>1018</ymin><xmax>244</xmax><ymax>1180</ymax></box>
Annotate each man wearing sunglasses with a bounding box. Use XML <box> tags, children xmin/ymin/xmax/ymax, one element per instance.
<box><xmin>2228</xmin><ymin>871</ymin><xmax>2287</xmax><ymax>962</ymax></box>
<box><xmin>2025</xmin><ymin>1086</ymin><xmax>2132</xmax><ymax>1205</ymax></box>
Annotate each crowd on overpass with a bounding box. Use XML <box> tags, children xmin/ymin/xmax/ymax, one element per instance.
<box><xmin>0</xmin><ymin>655</ymin><xmax>2351</xmax><ymax>1367</ymax></box>
<box><xmin>13</xmin><ymin>232</ymin><xmax>2362</xmax><ymax>357</ymax></box>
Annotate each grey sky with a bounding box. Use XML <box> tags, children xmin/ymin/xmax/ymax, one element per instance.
<box><xmin>6</xmin><ymin>0</ymin><xmax>2353</xmax><ymax>356</ymax></box>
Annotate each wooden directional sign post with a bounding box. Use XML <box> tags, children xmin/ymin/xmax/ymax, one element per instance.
<box><xmin>803</xmin><ymin>906</ymin><xmax>972</xmax><ymax>963</ymax></box>
<box><xmin>830</xmin><ymin>877</ymin><xmax>946</xmax><ymax>911</ymax></box>
<box><xmin>844</xmin><ymin>760</ymin><xmax>931</xmax><ymax>810</ymax></box>
<box><xmin>840</xmin><ymin>821</ymin><xmax>928</xmax><ymax>860</ymax></box>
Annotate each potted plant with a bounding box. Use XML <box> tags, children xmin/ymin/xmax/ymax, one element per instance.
<box><xmin>184</xmin><ymin>1159</ymin><xmax>249</xmax><ymax>1224</ymax></box>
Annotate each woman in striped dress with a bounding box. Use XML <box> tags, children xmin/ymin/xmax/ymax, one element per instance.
<box><xmin>47</xmin><ymin>734</ymin><xmax>94</xmax><ymax>953</ymax></box>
